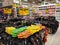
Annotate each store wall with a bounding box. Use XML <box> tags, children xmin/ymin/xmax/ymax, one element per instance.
<box><xmin>2</xmin><ymin>0</ymin><xmax>13</xmax><ymax>6</ymax></box>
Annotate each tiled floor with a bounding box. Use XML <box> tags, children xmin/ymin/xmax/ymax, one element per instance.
<box><xmin>46</xmin><ymin>24</ymin><xmax>60</xmax><ymax>45</ymax></box>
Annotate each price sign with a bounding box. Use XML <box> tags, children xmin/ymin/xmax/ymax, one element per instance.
<box><xmin>45</xmin><ymin>9</ymin><xmax>49</xmax><ymax>14</ymax></box>
<box><xmin>4</xmin><ymin>8</ymin><xmax>12</xmax><ymax>14</ymax></box>
<box><xmin>12</xmin><ymin>4</ymin><xmax>18</xmax><ymax>7</ymax></box>
<box><xmin>19</xmin><ymin>8</ymin><xmax>29</xmax><ymax>16</ymax></box>
<box><xmin>56</xmin><ymin>4</ymin><xmax>60</xmax><ymax>6</ymax></box>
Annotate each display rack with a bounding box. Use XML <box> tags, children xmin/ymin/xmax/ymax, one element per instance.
<box><xmin>0</xmin><ymin>2</ymin><xmax>59</xmax><ymax>45</ymax></box>
<box><xmin>0</xmin><ymin>17</ymin><xmax>48</xmax><ymax>45</ymax></box>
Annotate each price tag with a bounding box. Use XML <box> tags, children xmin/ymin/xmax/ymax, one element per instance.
<box><xmin>19</xmin><ymin>8</ymin><xmax>29</xmax><ymax>16</ymax></box>
<box><xmin>45</xmin><ymin>9</ymin><xmax>49</xmax><ymax>13</ymax></box>
<box><xmin>56</xmin><ymin>4</ymin><xmax>60</xmax><ymax>6</ymax></box>
<box><xmin>12</xmin><ymin>4</ymin><xmax>16</xmax><ymax>7</ymax></box>
<box><xmin>4</xmin><ymin>8</ymin><xmax>12</xmax><ymax>14</ymax></box>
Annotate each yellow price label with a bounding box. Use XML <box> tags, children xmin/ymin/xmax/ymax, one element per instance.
<box><xmin>56</xmin><ymin>4</ymin><xmax>60</xmax><ymax>6</ymax></box>
<box><xmin>46</xmin><ymin>10</ymin><xmax>49</xmax><ymax>13</ymax></box>
<box><xmin>12</xmin><ymin>4</ymin><xmax>16</xmax><ymax>7</ymax></box>
<box><xmin>4</xmin><ymin>8</ymin><xmax>12</xmax><ymax>14</ymax></box>
<box><xmin>12</xmin><ymin>4</ymin><xmax>18</xmax><ymax>7</ymax></box>
<box><xmin>19</xmin><ymin>8</ymin><xmax>29</xmax><ymax>16</ymax></box>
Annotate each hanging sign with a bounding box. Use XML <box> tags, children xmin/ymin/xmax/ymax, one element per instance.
<box><xmin>56</xmin><ymin>4</ymin><xmax>60</xmax><ymax>6</ymax></box>
<box><xmin>4</xmin><ymin>8</ymin><xmax>12</xmax><ymax>14</ymax></box>
<box><xmin>45</xmin><ymin>9</ymin><xmax>49</xmax><ymax>14</ymax></box>
<box><xmin>12</xmin><ymin>3</ymin><xmax>18</xmax><ymax>7</ymax></box>
<box><xmin>19</xmin><ymin>8</ymin><xmax>29</xmax><ymax>16</ymax></box>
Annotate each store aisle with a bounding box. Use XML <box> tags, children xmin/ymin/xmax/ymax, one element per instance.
<box><xmin>46</xmin><ymin>24</ymin><xmax>60</xmax><ymax>45</ymax></box>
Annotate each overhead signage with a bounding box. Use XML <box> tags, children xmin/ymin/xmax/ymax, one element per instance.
<box><xmin>4</xmin><ymin>8</ymin><xmax>12</xmax><ymax>14</ymax></box>
<box><xmin>19</xmin><ymin>8</ymin><xmax>29</xmax><ymax>16</ymax></box>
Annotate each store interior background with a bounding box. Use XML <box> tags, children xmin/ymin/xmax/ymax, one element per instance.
<box><xmin>0</xmin><ymin>0</ymin><xmax>60</xmax><ymax>45</ymax></box>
